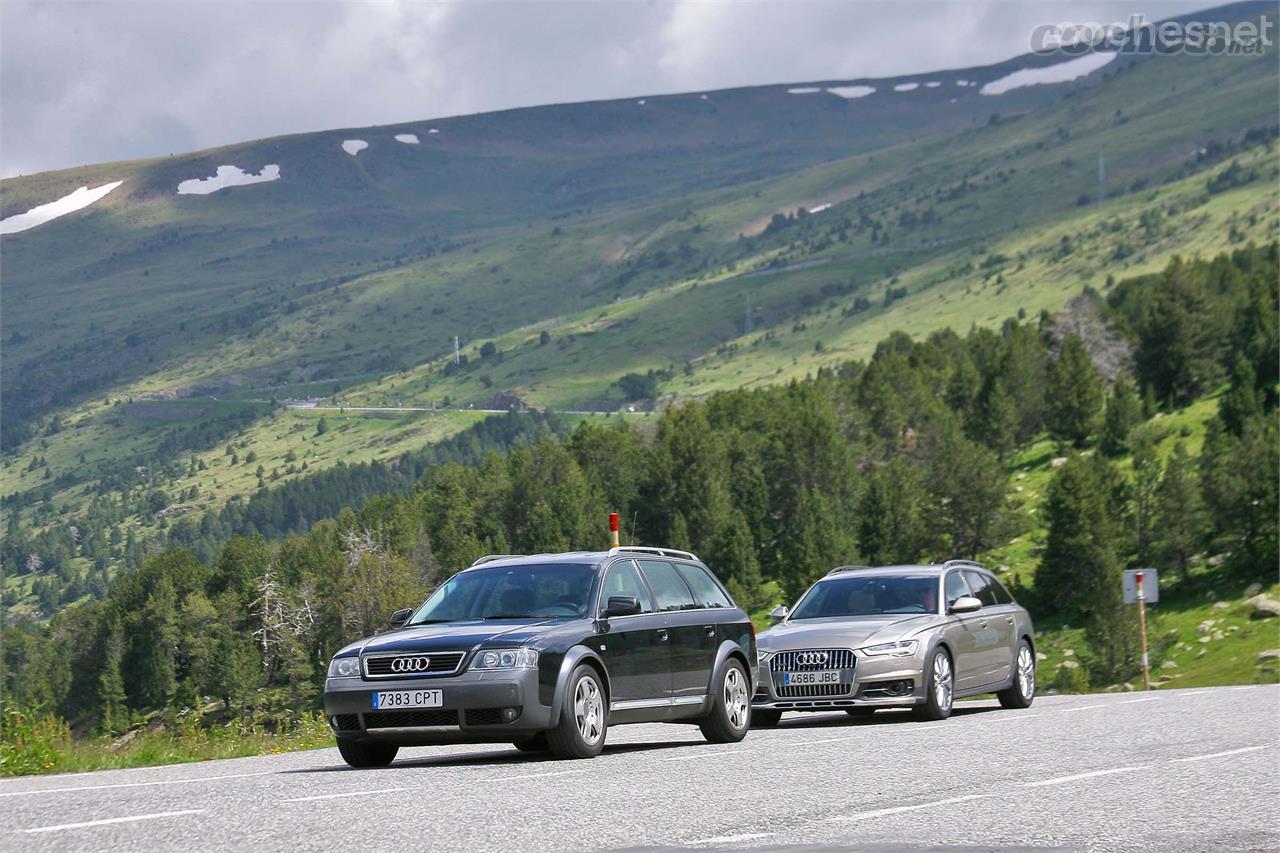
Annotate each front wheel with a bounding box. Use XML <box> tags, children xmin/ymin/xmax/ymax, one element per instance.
<box><xmin>337</xmin><ymin>738</ymin><xmax>398</xmax><ymax>768</ymax></box>
<box><xmin>546</xmin><ymin>664</ymin><xmax>607</xmax><ymax>759</ymax></box>
<box><xmin>699</xmin><ymin>659</ymin><xmax>751</xmax><ymax>743</ymax></box>
<box><xmin>997</xmin><ymin>640</ymin><xmax>1036</xmax><ymax>709</ymax></box>
<box><xmin>912</xmin><ymin>649</ymin><xmax>954</xmax><ymax>721</ymax></box>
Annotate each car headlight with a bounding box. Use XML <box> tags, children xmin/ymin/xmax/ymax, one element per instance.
<box><xmin>328</xmin><ymin>656</ymin><xmax>362</xmax><ymax>678</ymax></box>
<box><xmin>858</xmin><ymin>640</ymin><xmax>920</xmax><ymax>657</ymax></box>
<box><xmin>757</xmin><ymin>649</ymin><xmax>775</xmax><ymax>665</ymax></box>
<box><xmin>471</xmin><ymin>647</ymin><xmax>539</xmax><ymax>670</ymax></box>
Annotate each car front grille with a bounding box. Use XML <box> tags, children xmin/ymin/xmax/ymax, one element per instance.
<box><xmin>463</xmin><ymin>707</ymin><xmax>507</xmax><ymax>726</ymax></box>
<box><xmin>363</xmin><ymin>651</ymin><xmax>466</xmax><ymax>678</ymax></box>
<box><xmin>364</xmin><ymin>709</ymin><xmax>460</xmax><ymax>729</ymax></box>
<box><xmin>769</xmin><ymin>649</ymin><xmax>857</xmax><ymax>671</ymax></box>
<box><xmin>771</xmin><ymin>648</ymin><xmax>856</xmax><ymax>698</ymax></box>
<box><xmin>331</xmin><ymin>714</ymin><xmax>361</xmax><ymax>732</ymax></box>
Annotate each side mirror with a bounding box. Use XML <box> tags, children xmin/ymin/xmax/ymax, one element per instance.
<box><xmin>769</xmin><ymin>604</ymin><xmax>790</xmax><ymax>621</ymax></box>
<box><xmin>389</xmin><ymin>608</ymin><xmax>412</xmax><ymax>627</ymax></box>
<box><xmin>603</xmin><ymin>595</ymin><xmax>641</xmax><ymax>618</ymax></box>
<box><xmin>949</xmin><ymin>596</ymin><xmax>982</xmax><ymax>614</ymax></box>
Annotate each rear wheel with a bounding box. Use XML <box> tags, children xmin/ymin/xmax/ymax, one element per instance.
<box><xmin>699</xmin><ymin>659</ymin><xmax>751</xmax><ymax>743</ymax></box>
<box><xmin>912</xmin><ymin>649</ymin><xmax>954</xmax><ymax>721</ymax></box>
<box><xmin>546</xmin><ymin>664</ymin><xmax>607</xmax><ymax>759</ymax></box>
<box><xmin>751</xmin><ymin>709</ymin><xmax>782</xmax><ymax>728</ymax></box>
<box><xmin>997</xmin><ymin>640</ymin><xmax>1036</xmax><ymax>709</ymax></box>
<box><xmin>337</xmin><ymin>738</ymin><xmax>398</xmax><ymax>768</ymax></box>
<box><xmin>512</xmin><ymin>733</ymin><xmax>549</xmax><ymax>753</ymax></box>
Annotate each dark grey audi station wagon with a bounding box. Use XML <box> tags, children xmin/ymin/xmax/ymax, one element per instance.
<box><xmin>323</xmin><ymin>547</ymin><xmax>757</xmax><ymax>767</ymax></box>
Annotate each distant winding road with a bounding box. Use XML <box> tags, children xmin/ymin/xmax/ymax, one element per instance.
<box><xmin>1</xmin><ymin>685</ymin><xmax>1276</xmax><ymax>851</ymax></box>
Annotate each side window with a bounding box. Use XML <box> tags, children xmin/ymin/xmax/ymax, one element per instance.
<box><xmin>987</xmin><ymin>574</ymin><xmax>1015</xmax><ymax>605</ymax></box>
<box><xmin>675</xmin><ymin>563</ymin><xmax>733</xmax><ymax>609</ymax></box>
<box><xmin>637</xmin><ymin>560</ymin><xmax>698</xmax><ymax>612</ymax></box>
<box><xmin>601</xmin><ymin>560</ymin><xmax>655</xmax><ymax>613</ymax></box>
<box><xmin>962</xmin><ymin>571</ymin><xmax>999</xmax><ymax>607</ymax></box>
<box><xmin>944</xmin><ymin>571</ymin><xmax>970</xmax><ymax>608</ymax></box>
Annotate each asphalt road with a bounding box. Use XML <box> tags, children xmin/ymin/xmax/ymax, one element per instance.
<box><xmin>2</xmin><ymin>685</ymin><xmax>1276</xmax><ymax>852</ymax></box>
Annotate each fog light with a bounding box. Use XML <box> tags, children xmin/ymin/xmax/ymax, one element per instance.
<box><xmin>501</xmin><ymin>707</ymin><xmax>519</xmax><ymax>722</ymax></box>
<box><xmin>886</xmin><ymin>680</ymin><xmax>912</xmax><ymax>696</ymax></box>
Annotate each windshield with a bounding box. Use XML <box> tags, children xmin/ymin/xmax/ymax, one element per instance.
<box><xmin>790</xmin><ymin>574</ymin><xmax>939</xmax><ymax>619</ymax></box>
<box><xmin>409</xmin><ymin>562</ymin><xmax>597</xmax><ymax>624</ymax></box>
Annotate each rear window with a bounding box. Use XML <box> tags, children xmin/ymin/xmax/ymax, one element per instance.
<box><xmin>962</xmin><ymin>571</ymin><xmax>999</xmax><ymax>607</ymax></box>
<box><xmin>637</xmin><ymin>560</ymin><xmax>697</xmax><ymax>612</ymax></box>
<box><xmin>675</xmin><ymin>563</ymin><xmax>733</xmax><ymax>609</ymax></box>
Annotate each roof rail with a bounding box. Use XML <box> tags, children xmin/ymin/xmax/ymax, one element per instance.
<box><xmin>470</xmin><ymin>554</ymin><xmax>526</xmax><ymax>567</ymax></box>
<box><xmin>941</xmin><ymin>559</ymin><xmax>985</xmax><ymax>570</ymax></box>
<box><xmin>825</xmin><ymin>565</ymin><xmax>873</xmax><ymax>576</ymax></box>
<box><xmin>608</xmin><ymin>545</ymin><xmax>699</xmax><ymax>562</ymax></box>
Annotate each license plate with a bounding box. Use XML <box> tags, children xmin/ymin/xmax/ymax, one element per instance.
<box><xmin>783</xmin><ymin>670</ymin><xmax>843</xmax><ymax>686</ymax></box>
<box><xmin>372</xmin><ymin>689</ymin><xmax>442</xmax><ymax>710</ymax></box>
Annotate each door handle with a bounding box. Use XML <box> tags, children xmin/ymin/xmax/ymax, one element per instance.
<box><xmin>704</xmin><ymin>626</ymin><xmax>716</xmax><ymax>637</ymax></box>
<box><xmin>978</xmin><ymin>620</ymin><xmax>988</xmax><ymax>629</ymax></box>
<box><xmin>1004</xmin><ymin>617</ymin><xmax>1015</xmax><ymax>625</ymax></box>
<box><xmin>657</xmin><ymin>629</ymin><xmax>669</xmax><ymax>642</ymax></box>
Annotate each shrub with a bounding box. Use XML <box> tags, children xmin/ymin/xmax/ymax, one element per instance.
<box><xmin>0</xmin><ymin>708</ymin><xmax>70</xmax><ymax>776</ymax></box>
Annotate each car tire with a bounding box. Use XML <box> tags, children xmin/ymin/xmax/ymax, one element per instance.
<box><xmin>751</xmin><ymin>709</ymin><xmax>782</xmax><ymax>728</ymax></box>
<box><xmin>337</xmin><ymin>738</ymin><xmax>398</xmax><ymax>768</ymax></box>
<box><xmin>912</xmin><ymin>648</ymin><xmax>954</xmax><ymax>721</ymax></box>
<box><xmin>699</xmin><ymin>658</ymin><xmax>752</xmax><ymax>744</ymax></box>
<box><xmin>512</xmin><ymin>733</ymin><xmax>550</xmax><ymax>753</ymax></box>
<box><xmin>997</xmin><ymin>639</ymin><xmax>1036</xmax><ymax>709</ymax></box>
<box><xmin>546</xmin><ymin>664</ymin><xmax>607</xmax><ymax>759</ymax></box>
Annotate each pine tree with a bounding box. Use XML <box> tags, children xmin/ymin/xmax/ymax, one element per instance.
<box><xmin>1047</xmin><ymin>335</ymin><xmax>1103</xmax><ymax>448</ymax></box>
<box><xmin>1100</xmin><ymin>377</ymin><xmax>1140</xmax><ymax>457</ymax></box>
<box><xmin>98</xmin><ymin>621</ymin><xmax>128</xmax><ymax>736</ymax></box>
<box><xmin>1129</xmin><ymin>431</ymin><xmax>1161</xmax><ymax>566</ymax></box>
<box><xmin>1152</xmin><ymin>442</ymin><xmax>1205</xmax><ymax>582</ymax></box>
<box><xmin>858</xmin><ymin>458</ymin><xmax>927</xmax><ymax>565</ymax></box>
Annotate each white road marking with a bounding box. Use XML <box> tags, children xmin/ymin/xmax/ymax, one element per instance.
<box><xmin>982</xmin><ymin>713</ymin><xmax>1045</xmax><ymax>722</ymax></box>
<box><xmin>475</xmin><ymin>769</ymin><xmax>589</xmax><ymax>782</ymax></box>
<box><xmin>285</xmin><ymin>787</ymin><xmax>406</xmax><ymax>802</ymax></box>
<box><xmin>1023</xmin><ymin>766</ymin><xmax>1147</xmax><ymax>787</ymax></box>
<box><xmin>686</xmin><ymin>831</ymin><xmax>773</xmax><ymax>845</ymax></box>
<box><xmin>0</xmin><ymin>770</ymin><xmax>275</xmax><ymax>798</ymax></box>
<box><xmin>25</xmin><ymin>810</ymin><xmax>205</xmax><ymax>834</ymax></box>
<box><xmin>1230</xmin><ymin>685</ymin><xmax>1261</xmax><ymax>690</ymax></box>
<box><xmin>662</xmin><ymin>750</ymin><xmax>740</xmax><ymax>762</ymax></box>
<box><xmin>802</xmin><ymin>735</ymin><xmax>861</xmax><ymax>745</ymax></box>
<box><xmin>1118</xmin><ymin>697</ymin><xmax>1161</xmax><ymax>704</ymax></box>
<box><xmin>1172</xmin><ymin>745</ymin><xmax>1272</xmax><ymax>763</ymax></box>
<box><xmin>824</xmin><ymin>794</ymin><xmax>990</xmax><ymax>822</ymax></box>
<box><xmin>1058</xmin><ymin>704</ymin><xmax>1108</xmax><ymax>713</ymax></box>
<box><xmin>1179</xmin><ymin>691</ymin><xmax>1209</xmax><ymax>696</ymax></box>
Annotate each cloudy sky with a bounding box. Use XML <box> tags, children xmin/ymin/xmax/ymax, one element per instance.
<box><xmin>2</xmin><ymin>0</ymin><xmax>1203</xmax><ymax>177</ymax></box>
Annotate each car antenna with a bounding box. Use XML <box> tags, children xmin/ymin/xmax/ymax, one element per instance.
<box><xmin>630</xmin><ymin>511</ymin><xmax>638</xmax><ymax>546</ymax></box>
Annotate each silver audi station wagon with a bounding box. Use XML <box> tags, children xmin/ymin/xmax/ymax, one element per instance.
<box><xmin>752</xmin><ymin>561</ymin><xmax>1035</xmax><ymax>725</ymax></box>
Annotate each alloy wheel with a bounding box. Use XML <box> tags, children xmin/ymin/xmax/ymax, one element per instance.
<box><xmin>724</xmin><ymin>666</ymin><xmax>749</xmax><ymax>730</ymax></box>
<box><xmin>1017</xmin><ymin>645</ymin><xmax>1035</xmax><ymax>700</ymax></box>
<box><xmin>574</xmin><ymin>676</ymin><xmax>604</xmax><ymax>745</ymax></box>
<box><xmin>934</xmin><ymin>652</ymin><xmax>953</xmax><ymax>714</ymax></box>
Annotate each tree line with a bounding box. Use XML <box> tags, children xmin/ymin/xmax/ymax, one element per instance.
<box><xmin>3</xmin><ymin>244</ymin><xmax>1275</xmax><ymax>737</ymax></box>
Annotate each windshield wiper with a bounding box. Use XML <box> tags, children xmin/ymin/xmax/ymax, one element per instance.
<box><xmin>410</xmin><ymin>619</ymin><xmax>454</xmax><ymax>625</ymax></box>
<box><xmin>482</xmin><ymin>614</ymin><xmax>536</xmax><ymax>619</ymax></box>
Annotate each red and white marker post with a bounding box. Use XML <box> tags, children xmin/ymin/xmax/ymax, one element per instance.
<box><xmin>609</xmin><ymin>512</ymin><xmax>620</xmax><ymax>548</ymax></box>
<box><xmin>1136</xmin><ymin>570</ymin><xmax>1151</xmax><ymax>691</ymax></box>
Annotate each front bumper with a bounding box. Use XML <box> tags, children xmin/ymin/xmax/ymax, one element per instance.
<box><xmin>751</xmin><ymin>651</ymin><xmax>926</xmax><ymax>711</ymax></box>
<box><xmin>324</xmin><ymin>667</ymin><xmax>554</xmax><ymax>745</ymax></box>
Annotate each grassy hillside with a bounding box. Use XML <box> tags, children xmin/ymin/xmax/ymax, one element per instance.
<box><xmin>2</xmin><ymin>4</ymin><xmax>1277</xmax><ymax>620</ymax></box>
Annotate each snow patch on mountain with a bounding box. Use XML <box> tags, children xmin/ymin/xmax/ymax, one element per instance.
<box><xmin>342</xmin><ymin>139</ymin><xmax>369</xmax><ymax>156</ymax></box>
<box><xmin>787</xmin><ymin>87</ymin><xmax>821</xmax><ymax>94</ymax></box>
<box><xmin>893</xmin><ymin>82</ymin><xmax>919</xmax><ymax>92</ymax></box>
<box><xmin>0</xmin><ymin>180</ymin><xmax>124</xmax><ymax>235</ymax></box>
<box><xmin>827</xmin><ymin>85</ymin><xmax>875</xmax><ymax>99</ymax></box>
<box><xmin>981</xmin><ymin>52</ymin><xmax>1116</xmax><ymax>95</ymax></box>
<box><xmin>395</xmin><ymin>133</ymin><xmax>420</xmax><ymax>144</ymax></box>
<box><xmin>177</xmin><ymin>165</ymin><xmax>280</xmax><ymax>195</ymax></box>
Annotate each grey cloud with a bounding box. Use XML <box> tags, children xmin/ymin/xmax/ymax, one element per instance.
<box><xmin>1</xmin><ymin>0</ymin><xmax>1202</xmax><ymax>177</ymax></box>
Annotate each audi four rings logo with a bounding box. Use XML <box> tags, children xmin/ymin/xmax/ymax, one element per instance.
<box><xmin>796</xmin><ymin>651</ymin><xmax>829</xmax><ymax>666</ymax></box>
<box><xmin>389</xmin><ymin>656</ymin><xmax>432</xmax><ymax>673</ymax></box>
